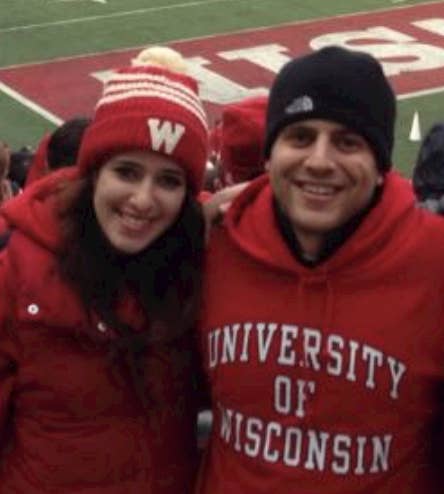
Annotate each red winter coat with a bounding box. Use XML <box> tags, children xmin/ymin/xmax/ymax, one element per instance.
<box><xmin>197</xmin><ymin>172</ymin><xmax>444</xmax><ymax>494</ymax></box>
<box><xmin>0</xmin><ymin>169</ymin><xmax>199</xmax><ymax>493</ymax></box>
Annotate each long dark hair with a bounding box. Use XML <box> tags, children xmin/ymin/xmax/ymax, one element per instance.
<box><xmin>57</xmin><ymin>174</ymin><xmax>205</xmax><ymax>406</ymax></box>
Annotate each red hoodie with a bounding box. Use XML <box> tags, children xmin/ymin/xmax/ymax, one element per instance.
<box><xmin>0</xmin><ymin>169</ymin><xmax>199</xmax><ymax>493</ymax></box>
<box><xmin>197</xmin><ymin>172</ymin><xmax>444</xmax><ymax>493</ymax></box>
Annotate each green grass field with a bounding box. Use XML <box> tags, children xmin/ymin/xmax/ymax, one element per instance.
<box><xmin>0</xmin><ymin>0</ymin><xmax>442</xmax><ymax>176</ymax></box>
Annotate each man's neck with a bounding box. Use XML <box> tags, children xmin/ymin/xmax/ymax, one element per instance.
<box><xmin>272</xmin><ymin>187</ymin><xmax>382</xmax><ymax>268</ymax></box>
<box><xmin>294</xmin><ymin>230</ymin><xmax>324</xmax><ymax>263</ymax></box>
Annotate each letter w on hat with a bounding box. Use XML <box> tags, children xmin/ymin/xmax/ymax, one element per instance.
<box><xmin>147</xmin><ymin>118</ymin><xmax>185</xmax><ymax>154</ymax></box>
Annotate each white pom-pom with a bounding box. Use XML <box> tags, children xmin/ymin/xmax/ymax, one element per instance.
<box><xmin>131</xmin><ymin>45</ymin><xmax>188</xmax><ymax>73</ymax></box>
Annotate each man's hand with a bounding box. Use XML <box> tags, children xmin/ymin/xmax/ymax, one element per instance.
<box><xmin>202</xmin><ymin>182</ymin><xmax>249</xmax><ymax>242</ymax></box>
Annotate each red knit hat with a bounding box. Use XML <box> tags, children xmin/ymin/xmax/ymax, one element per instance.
<box><xmin>217</xmin><ymin>95</ymin><xmax>267</xmax><ymax>184</ymax></box>
<box><xmin>77</xmin><ymin>65</ymin><xmax>208</xmax><ymax>194</ymax></box>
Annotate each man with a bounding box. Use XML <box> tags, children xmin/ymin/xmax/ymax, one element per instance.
<box><xmin>197</xmin><ymin>46</ymin><xmax>444</xmax><ymax>493</ymax></box>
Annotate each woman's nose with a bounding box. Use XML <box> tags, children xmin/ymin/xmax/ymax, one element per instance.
<box><xmin>130</xmin><ymin>181</ymin><xmax>156</xmax><ymax>211</ymax></box>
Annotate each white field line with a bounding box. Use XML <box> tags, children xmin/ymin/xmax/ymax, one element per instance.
<box><xmin>2</xmin><ymin>0</ymin><xmax>442</xmax><ymax>36</ymax></box>
<box><xmin>0</xmin><ymin>0</ymin><xmax>243</xmax><ymax>34</ymax></box>
<box><xmin>0</xmin><ymin>82</ymin><xmax>63</xmax><ymax>125</ymax></box>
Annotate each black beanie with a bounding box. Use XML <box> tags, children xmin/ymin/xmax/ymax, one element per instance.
<box><xmin>264</xmin><ymin>46</ymin><xmax>396</xmax><ymax>172</ymax></box>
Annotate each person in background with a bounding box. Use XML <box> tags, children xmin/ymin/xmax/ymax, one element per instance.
<box><xmin>8</xmin><ymin>145</ymin><xmax>34</xmax><ymax>192</ymax></box>
<box><xmin>0</xmin><ymin>51</ymin><xmax>208</xmax><ymax>493</ymax></box>
<box><xmin>0</xmin><ymin>141</ymin><xmax>14</xmax><ymax>245</ymax></box>
<box><xmin>0</xmin><ymin>140</ymin><xmax>13</xmax><ymax>204</ymax></box>
<box><xmin>208</xmin><ymin>95</ymin><xmax>268</xmax><ymax>190</ymax></box>
<box><xmin>47</xmin><ymin>117</ymin><xmax>91</xmax><ymax>171</ymax></box>
<box><xmin>197</xmin><ymin>46</ymin><xmax>444</xmax><ymax>493</ymax></box>
<box><xmin>412</xmin><ymin>120</ymin><xmax>444</xmax><ymax>214</ymax></box>
<box><xmin>25</xmin><ymin>116</ymin><xmax>91</xmax><ymax>186</ymax></box>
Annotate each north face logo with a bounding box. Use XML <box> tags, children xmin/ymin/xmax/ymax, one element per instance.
<box><xmin>285</xmin><ymin>95</ymin><xmax>314</xmax><ymax>115</ymax></box>
<box><xmin>147</xmin><ymin>118</ymin><xmax>185</xmax><ymax>154</ymax></box>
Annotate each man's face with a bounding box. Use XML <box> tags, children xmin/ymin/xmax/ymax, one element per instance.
<box><xmin>266</xmin><ymin>119</ymin><xmax>382</xmax><ymax>253</ymax></box>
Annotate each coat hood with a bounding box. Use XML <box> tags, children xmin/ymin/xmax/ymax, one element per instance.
<box><xmin>223</xmin><ymin>172</ymin><xmax>415</xmax><ymax>276</ymax></box>
<box><xmin>1</xmin><ymin>167</ymin><xmax>78</xmax><ymax>252</ymax></box>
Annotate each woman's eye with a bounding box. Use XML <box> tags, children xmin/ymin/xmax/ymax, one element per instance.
<box><xmin>158</xmin><ymin>174</ymin><xmax>184</xmax><ymax>189</ymax></box>
<box><xmin>115</xmin><ymin>166</ymin><xmax>138</xmax><ymax>180</ymax></box>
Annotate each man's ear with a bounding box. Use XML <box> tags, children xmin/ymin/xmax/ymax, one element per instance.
<box><xmin>376</xmin><ymin>174</ymin><xmax>384</xmax><ymax>186</ymax></box>
<box><xmin>264</xmin><ymin>160</ymin><xmax>271</xmax><ymax>172</ymax></box>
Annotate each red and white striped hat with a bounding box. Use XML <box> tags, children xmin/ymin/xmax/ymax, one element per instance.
<box><xmin>77</xmin><ymin>64</ymin><xmax>208</xmax><ymax>194</ymax></box>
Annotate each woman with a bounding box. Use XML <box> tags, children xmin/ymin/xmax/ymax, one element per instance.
<box><xmin>0</xmin><ymin>59</ymin><xmax>208</xmax><ymax>492</ymax></box>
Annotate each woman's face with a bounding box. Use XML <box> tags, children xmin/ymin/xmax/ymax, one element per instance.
<box><xmin>93</xmin><ymin>150</ymin><xmax>187</xmax><ymax>255</ymax></box>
